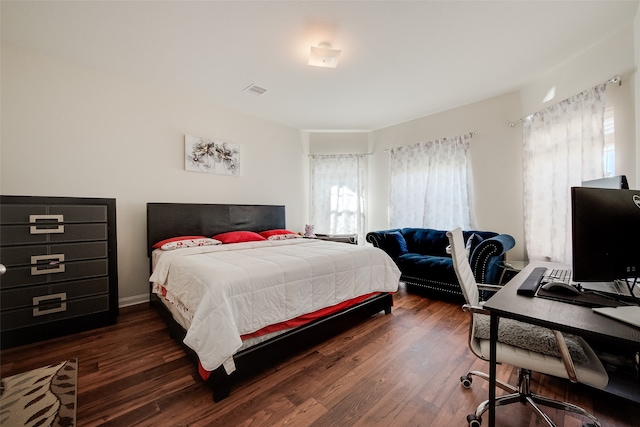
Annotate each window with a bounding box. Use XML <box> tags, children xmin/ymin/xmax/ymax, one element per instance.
<box><xmin>603</xmin><ymin>107</ymin><xmax>615</xmax><ymax>177</ymax></box>
<box><xmin>388</xmin><ymin>134</ymin><xmax>474</xmax><ymax>230</ymax></box>
<box><xmin>522</xmin><ymin>84</ymin><xmax>606</xmax><ymax>263</ymax></box>
<box><xmin>309</xmin><ymin>155</ymin><xmax>367</xmax><ymax>240</ymax></box>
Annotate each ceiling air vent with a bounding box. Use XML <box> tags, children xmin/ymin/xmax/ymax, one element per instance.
<box><xmin>243</xmin><ymin>84</ymin><xmax>267</xmax><ymax>96</ymax></box>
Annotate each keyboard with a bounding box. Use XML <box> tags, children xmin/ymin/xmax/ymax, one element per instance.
<box><xmin>542</xmin><ymin>268</ymin><xmax>572</xmax><ymax>284</ymax></box>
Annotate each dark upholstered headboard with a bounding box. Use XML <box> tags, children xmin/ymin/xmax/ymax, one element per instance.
<box><xmin>146</xmin><ymin>203</ymin><xmax>286</xmax><ymax>256</ymax></box>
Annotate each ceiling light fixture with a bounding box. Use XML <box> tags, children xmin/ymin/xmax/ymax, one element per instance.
<box><xmin>308</xmin><ymin>43</ymin><xmax>341</xmax><ymax>68</ymax></box>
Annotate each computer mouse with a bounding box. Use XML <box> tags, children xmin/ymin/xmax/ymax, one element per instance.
<box><xmin>541</xmin><ymin>281</ymin><xmax>580</xmax><ymax>295</ymax></box>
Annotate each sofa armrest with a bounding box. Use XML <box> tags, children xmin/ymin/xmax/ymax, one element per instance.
<box><xmin>366</xmin><ymin>229</ymin><xmax>399</xmax><ymax>247</ymax></box>
<box><xmin>469</xmin><ymin>234</ymin><xmax>516</xmax><ymax>284</ymax></box>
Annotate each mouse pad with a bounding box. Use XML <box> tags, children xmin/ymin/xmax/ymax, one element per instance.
<box><xmin>536</xmin><ymin>288</ymin><xmax>621</xmax><ymax>307</ymax></box>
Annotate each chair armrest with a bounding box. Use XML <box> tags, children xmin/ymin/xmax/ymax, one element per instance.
<box><xmin>469</xmin><ymin>234</ymin><xmax>516</xmax><ymax>284</ymax></box>
<box><xmin>462</xmin><ymin>303</ymin><xmax>491</xmax><ymax>316</ymax></box>
<box><xmin>552</xmin><ymin>330</ymin><xmax>578</xmax><ymax>382</ymax></box>
<box><xmin>478</xmin><ymin>284</ymin><xmax>502</xmax><ymax>292</ymax></box>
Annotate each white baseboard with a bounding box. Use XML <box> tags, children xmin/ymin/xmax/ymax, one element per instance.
<box><xmin>119</xmin><ymin>293</ymin><xmax>149</xmax><ymax>308</ymax></box>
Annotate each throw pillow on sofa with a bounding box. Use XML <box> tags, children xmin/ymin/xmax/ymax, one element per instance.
<box><xmin>465</xmin><ymin>233</ymin><xmax>484</xmax><ymax>257</ymax></box>
<box><xmin>381</xmin><ymin>231</ymin><xmax>408</xmax><ymax>258</ymax></box>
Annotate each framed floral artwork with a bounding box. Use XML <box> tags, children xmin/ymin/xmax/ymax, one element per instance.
<box><xmin>184</xmin><ymin>134</ymin><xmax>240</xmax><ymax>176</ymax></box>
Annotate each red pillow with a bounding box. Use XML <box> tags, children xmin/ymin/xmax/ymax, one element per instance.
<box><xmin>258</xmin><ymin>229</ymin><xmax>297</xmax><ymax>239</ymax></box>
<box><xmin>212</xmin><ymin>231</ymin><xmax>266</xmax><ymax>244</ymax></box>
<box><xmin>152</xmin><ymin>236</ymin><xmax>207</xmax><ymax>249</ymax></box>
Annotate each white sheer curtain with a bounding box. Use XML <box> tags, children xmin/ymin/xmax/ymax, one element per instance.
<box><xmin>388</xmin><ymin>133</ymin><xmax>475</xmax><ymax>230</ymax></box>
<box><xmin>309</xmin><ymin>154</ymin><xmax>367</xmax><ymax>242</ymax></box>
<box><xmin>523</xmin><ymin>84</ymin><xmax>606</xmax><ymax>263</ymax></box>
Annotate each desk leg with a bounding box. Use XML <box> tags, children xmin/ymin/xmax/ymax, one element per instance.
<box><xmin>488</xmin><ymin>311</ymin><xmax>498</xmax><ymax>427</ymax></box>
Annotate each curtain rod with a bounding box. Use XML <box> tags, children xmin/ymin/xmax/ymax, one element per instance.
<box><xmin>383</xmin><ymin>130</ymin><xmax>478</xmax><ymax>153</ymax></box>
<box><xmin>508</xmin><ymin>75</ymin><xmax>622</xmax><ymax>127</ymax></box>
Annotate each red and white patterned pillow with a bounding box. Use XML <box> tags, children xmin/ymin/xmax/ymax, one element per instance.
<box><xmin>258</xmin><ymin>229</ymin><xmax>301</xmax><ymax>240</ymax></box>
<box><xmin>153</xmin><ymin>236</ymin><xmax>222</xmax><ymax>250</ymax></box>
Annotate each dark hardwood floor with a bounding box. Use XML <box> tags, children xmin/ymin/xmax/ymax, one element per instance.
<box><xmin>2</xmin><ymin>283</ymin><xmax>639</xmax><ymax>426</ymax></box>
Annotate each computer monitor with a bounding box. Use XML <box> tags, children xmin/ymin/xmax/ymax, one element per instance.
<box><xmin>571</xmin><ymin>187</ymin><xmax>640</xmax><ymax>282</ymax></box>
<box><xmin>581</xmin><ymin>175</ymin><xmax>629</xmax><ymax>189</ymax></box>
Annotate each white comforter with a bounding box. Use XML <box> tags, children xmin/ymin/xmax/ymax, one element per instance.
<box><xmin>149</xmin><ymin>238</ymin><xmax>400</xmax><ymax>373</ymax></box>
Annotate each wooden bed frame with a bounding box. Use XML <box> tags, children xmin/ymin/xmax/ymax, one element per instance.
<box><xmin>146</xmin><ymin>202</ymin><xmax>394</xmax><ymax>401</ymax></box>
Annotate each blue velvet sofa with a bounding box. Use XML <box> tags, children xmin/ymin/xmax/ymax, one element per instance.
<box><xmin>366</xmin><ymin>228</ymin><xmax>515</xmax><ymax>299</ymax></box>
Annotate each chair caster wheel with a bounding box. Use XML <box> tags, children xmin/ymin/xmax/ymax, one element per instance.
<box><xmin>460</xmin><ymin>375</ymin><xmax>473</xmax><ymax>388</ymax></box>
<box><xmin>467</xmin><ymin>414</ymin><xmax>482</xmax><ymax>427</ymax></box>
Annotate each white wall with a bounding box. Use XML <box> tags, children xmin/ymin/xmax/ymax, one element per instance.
<box><xmin>2</xmin><ymin>20</ymin><xmax>637</xmax><ymax>304</ymax></box>
<box><xmin>368</xmin><ymin>91</ymin><xmax>526</xmax><ymax>260</ymax></box>
<box><xmin>1</xmin><ymin>44</ymin><xmax>306</xmax><ymax>305</ymax></box>
<box><xmin>308</xmin><ymin>132</ymin><xmax>369</xmax><ymax>155</ymax></box>
<box><xmin>365</xmin><ymin>25</ymin><xmax>636</xmax><ymax>262</ymax></box>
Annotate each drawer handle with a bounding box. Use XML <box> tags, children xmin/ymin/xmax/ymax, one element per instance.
<box><xmin>30</xmin><ymin>254</ymin><xmax>65</xmax><ymax>275</ymax></box>
<box><xmin>33</xmin><ymin>293</ymin><xmax>67</xmax><ymax>316</ymax></box>
<box><xmin>29</xmin><ymin>214</ymin><xmax>64</xmax><ymax>234</ymax></box>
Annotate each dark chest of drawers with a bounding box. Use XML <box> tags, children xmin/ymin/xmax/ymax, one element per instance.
<box><xmin>0</xmin><ymin>195</ymin><xmax>118</xmax><ymax>348</ymax></box>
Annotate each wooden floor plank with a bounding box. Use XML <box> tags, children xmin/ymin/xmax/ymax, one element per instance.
<box><xmin>1</xmin><ymin>283</ymin><xmax>639</xmax><ymax>426</ymax></box>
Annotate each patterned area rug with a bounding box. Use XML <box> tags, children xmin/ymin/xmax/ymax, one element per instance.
<box><xmin>0</xmin><ymin>359</ymin><xmax>77</xmax><ymax>427</ymax></box>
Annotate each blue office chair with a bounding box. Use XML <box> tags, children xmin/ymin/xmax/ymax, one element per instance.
<box><xmin>447</xmin><ymin>227</ymin><xmax>609</xmax><ymax>427</ymax></box>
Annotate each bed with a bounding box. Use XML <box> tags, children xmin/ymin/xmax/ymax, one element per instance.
<box><xmin>147</xmin><ymin>202</ymin><xmax>400</xmax><ymax>401</ymax></box>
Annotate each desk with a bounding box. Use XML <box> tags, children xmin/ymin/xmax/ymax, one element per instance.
<box><xmin>483</xmin><ymin>261</ymin><xmax>640</xmax><ymax>427</ymax></box>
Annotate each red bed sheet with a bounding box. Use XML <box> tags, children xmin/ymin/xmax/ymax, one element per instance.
<box><xmin>198</xmin><ymin>291</ymin><xmax>385</xmax><ymax>380</ymax></box>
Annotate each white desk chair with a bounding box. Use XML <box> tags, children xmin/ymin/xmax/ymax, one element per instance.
<box><xmin>447</xmin><ymin>227</ymin><xmax>608</xmax><ymax>427</ymax></box>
